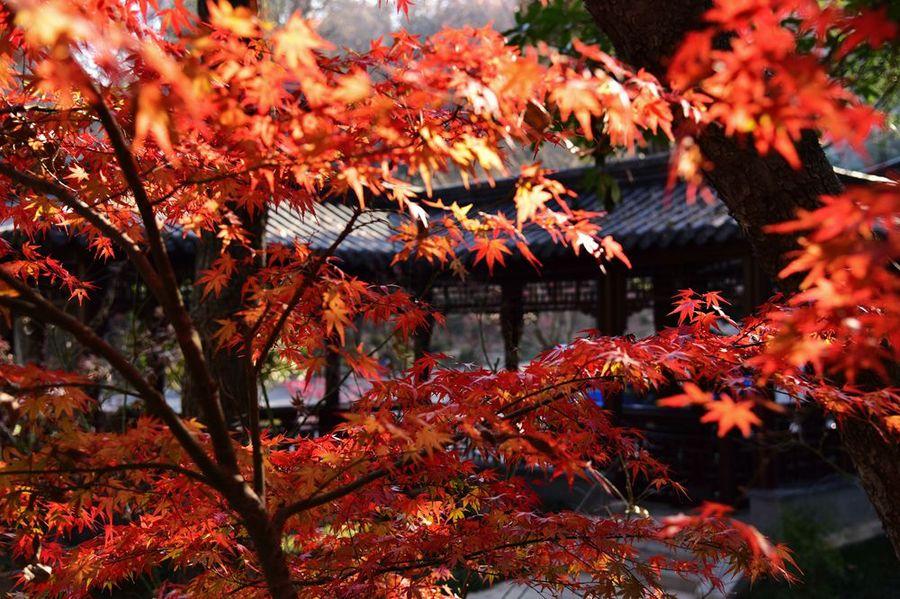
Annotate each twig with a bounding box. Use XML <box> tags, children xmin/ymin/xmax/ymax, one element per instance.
<box><xmin>253</xmin><ymin>207</ymin><xmax>362</xmax><ymax>375</ymax></box>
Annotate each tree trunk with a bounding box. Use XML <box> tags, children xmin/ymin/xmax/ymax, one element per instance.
<box><xmin>582</xmin><ymin>0</ymin><xmax>900</xmax><ymax>558</ymax></box>
<box><xmin>839</xmin><ymin>417</ymin><xmax>900</xmax><ymax>554</ymax></box>
<box><xmin>696</xmin><ymin>128</ymin><xmax>841</xmax><ymax>277</ymax></box>
<box><xmin>185</xmin><ymin>0</ymin><xmax>266</xmax><ymax>426</ymax></box>
<box><xmin>222</xmin><ymin>483</ymin><xmax>297</xmax><ymax>599</ymax></box>
<box><xmin>189</xmin><ymin>2</ymin><xmax>292</xmax><ymax>595</ymax></box>
<box><xmin>183</xmin><ymin>207</ymin><xmax>265</xmax><ymax>424</ymax></box>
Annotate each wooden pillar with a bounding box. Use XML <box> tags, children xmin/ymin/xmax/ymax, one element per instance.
<box><xmin>742</xmin><ymin>254</ymin><xmax>770</xmax><ymax>315</ymax></box>
<box><xmin>319</xmin><ymin>346</ymin><xmax>342</xmax><ymax>434</ymax></box>
<box><xmin>651</xmin><ymin>270</ymin><xmax>679</xmax><ymax>331</ymax></box>
<box><xmin>413</xmin><ymin>297</ymin><xmax>434</xmax><ymax>361</ymax></box>
<box><xmin>500</xmin><ymin>281</ymin><xmax>525</xmax><ymax>371</ymax></box>
<box><xmin>717</xmin><ymin>433</ymin><xmax>738</xmax><ymax>504</ymax></box>
<box><xmin>412</xmin><ymin>315</ymin><xmax>435</xmax><ymax>382</ymax></box>
<box><xmin>411</xmin><ymin>271</ymin><xmax>434</xmax><ymax>376</ymax></box>
<box><xmin>744</xmin><ymin>253</ymin><xmax>780</xmax><ymax>493</ymax></box>
<box><xmin>596</xmin><ymin>268</ymin><xmax>627</xmax><ymax>335</ymax></box>
<box><xmin>595</xmin><ymin>271</ymin><xmax>626</xmax><ymax>419</ymax></box>
<box><xmin>755</xmin><ymin>419</ymin><xmax>778</xmax><ymax>491</ymax></box>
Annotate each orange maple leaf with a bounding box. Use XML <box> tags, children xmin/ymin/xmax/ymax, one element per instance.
<box><xmin>701</xmin><ymin>395</ymin><xmax>761</xmax><ymax>437</ymax></box>
<box><xmin>472</xmin><ymin>237</ymin><xmax>511</xmax><ymax>274</ymax></box>
<box><xmin>323</xmin><ymin>290</ymin><xmax>352</xmax><ymax>345</ymax></box>
<box><xmin>658</xmin><ymin>382</ymin><xmax>712</xmax><ymax>408</ymax></box>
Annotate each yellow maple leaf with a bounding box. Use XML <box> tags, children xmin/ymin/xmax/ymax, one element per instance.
<box><xmin>65</xmin><ymin>165</ymin><xmax>90</xmax><ymax>183</ymax></box>
<box><xmin>323</xmin><ymin>290</ymin><xmax>352</xmax><ymax>345</ymax></box>
<box><xmin>273</xmin><ymin>14</ymin><xmax>332</xmax><ymax>71</ymax></box>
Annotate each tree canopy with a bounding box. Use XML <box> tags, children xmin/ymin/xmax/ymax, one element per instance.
<box><xmin>0</xmin><ymin>0</ymin><xmax>897</xmax><ymax>597</ymax></box>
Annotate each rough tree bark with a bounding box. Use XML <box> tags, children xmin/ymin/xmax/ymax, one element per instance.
<box><xmin>582</xmin><ymin>0</ymin><xmax>842</xmax><ymax>276</ymax></box>
<box><xmin>582</xmin><ymin>0</ymin><xmax>900</xmax><ymax>558</ymax></box>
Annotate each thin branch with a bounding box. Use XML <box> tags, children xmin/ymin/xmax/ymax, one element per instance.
<box><xmin>0</xmin><ymin>273</ymin><xmax>227</xmax><ymax>491</ymax></box>
<box><xmin>87</xmin><ymin>85</ymin><xmax>237</xmax><ymax>475</ymax></box>
<box><xmin>0</xmin><ymin>104</ymin><xmax>66</xmax><ymax>115</ymax></box>
<box><xmin>253</xmin><ymin>207</ymin><xmax>362</xmax><ymax>375</ymax></box>
<box><xmin>273</xmin><ymin>466</ymin><xmax>389</xmax><ymax>531</ymax></box>
<box><xmin>0</xmin><ymin>161</ymin><xmax>165</xmax><ymax>298</ymax></box>
<box><xmin>248</xmin><ymin>360</ymin><xmax>264</xmax><ymax>498</ymax></box>
<box><xmin>0</xmin><ymin>462</ymin><xmax>210</xmax><ymax>484</ymax></box>
<box><xmin>151</xmin><ymin>161</ymin><xmax>279</xmax><ymax>205</ymax></box>
<box><xmin>0</xmin><ymin>156</ymin><xmax>239</xmax><ymax>481</ymax></box>
<box><xmin>291</xmin><ymin>535</ymin><xmax>578</xmax><ymax>589</ymax></box>
<box><xmin>2</xmin><ymin>381</ymin><xmax>138</xmax><ymax>397</ymax></box>
<box><xmin>275</xmin><ymin>374</ymin><xmax>625</xmax><ymax>529</ymax></box>
<box><xmin>498</xmin><ymin>375</ymin><xmax>612</xmax><ymax>419</ymax></box>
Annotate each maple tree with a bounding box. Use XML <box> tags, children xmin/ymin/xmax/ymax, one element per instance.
<box><xmin>0</xmin><ymin>0</ymin><xmax>896</xmax><ymax>597</ymax></box>
<box><xmin>579</xmin><ymin>0</ymin><xmax>900</xmax><ymax>557</ymax></box>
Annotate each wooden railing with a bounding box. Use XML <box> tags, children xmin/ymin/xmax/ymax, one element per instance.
<box><xmin>617</xmin><ymin>403</ymin><xmax>850</xmax><ymax>507</ymax></box>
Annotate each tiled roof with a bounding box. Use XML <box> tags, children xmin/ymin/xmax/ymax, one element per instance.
<box><xmin>274</xmin><ymin>154</ymin><xmax>739</xmax><ymax>271</ymax></box>
<box><xmin>265</xmin><ymin>201</ymin><xmax>402</xmax><ymax>271</ymax></box>
<box><xmin>7</xmin><ymin>153</ymin><xmax>886</xmax><ymax>273</ymax></box>
<box><xmin>271</xmin><ymin>153</ymin><xmax>891</xmax><ymax>275</ymax></box>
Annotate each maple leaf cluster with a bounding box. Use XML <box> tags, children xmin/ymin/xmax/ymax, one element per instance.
<box><xmin>668</xmin><ymin>0</ymin><xmax>895</xmax><ymax>169</ymax></box>
<box><xmin>2</xmin><ymin>334</ymin><xmax>797</xmax><ymax>596</ymax></box>
<box><xmin>755</xmin><ymin>184</ymin><xmax>900</xmax><ymax>427</ymax></box>
<box><xmin>0</xmin><ymin>0</ymin><xmax>895</xmax><ymax>597</ymax></box>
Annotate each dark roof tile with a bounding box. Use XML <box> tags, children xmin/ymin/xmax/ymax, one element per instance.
<box><xmin>271</xmin><ymin>155</ymin><xmax>740</xmax><ymax>274</ymax></box>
